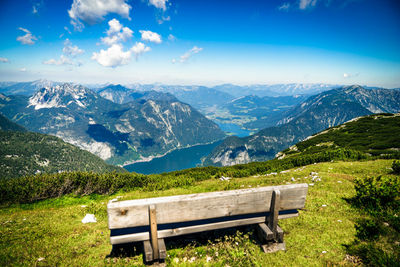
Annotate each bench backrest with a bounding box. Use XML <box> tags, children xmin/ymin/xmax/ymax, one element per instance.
<box><xmin>108</xmin><ymin>183</ymin><xmax>308</xmax><ymax>230</ymax></box>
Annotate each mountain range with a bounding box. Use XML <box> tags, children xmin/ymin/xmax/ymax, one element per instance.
<box><xmin>203</xmin><ymin>85</ymin><xmax>400</xmax><ymax>166</ymax></box>
<box><xmin>0</xmin><ymin>83</ymin><xmax>225</xmax><ymax>165</ymax></box>
<box><xmin>0</xmin><ymin>81</ymin><xmax>346</xmax><ymax>136</ymax></box>
<box><xmin>212</xmin><ymin>83</ymin><xmax>340</xmax><ymax>97</ymax></box>
<box><xmin>0</xmin><ymin>79</ymin><xmax>58</xmax><ymax>96</ymax></box>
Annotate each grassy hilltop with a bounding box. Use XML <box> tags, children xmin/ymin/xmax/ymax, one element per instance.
<box><xmin>1</xmin><ymin>160</ymin><xmax>398</xmax><ymax>266</ymax></box>
<box><xmin>0</xmin><ymin>113</ymin><xmax>399</xmax><ymax>266</ymax></box>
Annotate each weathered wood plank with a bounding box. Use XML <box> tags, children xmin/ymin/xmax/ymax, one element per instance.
<box><xmin>110</xmin><ymin>213</ymin><xmax>297</xmax><ymax>244</ymax></box>
<box><xmin>158</xmin><ymin>239</ymin><xmax>166</xmax><ymax>260</ymax></box>
<box><xmin>149</xmin><ymin>205</ymin><xmax>159</xmax><ymax>260</ymax></box>
<box><xmin>108</xmin><ymin>184</ymin><xmax>308</xmax><ymax>229</ymax></box>
<box><xmin>256</xmin><ymin>223</ymin><xmax>273</xmax><ymax>242</ymax></box>
<box><xmin>268</xmin><ymin>190</ymin><xmax>280</xmax><ymax>237</ymax></box>
<box><xmin>276</xmin><ymin>225</ymin><xmax>284</xmax><ymax>243</ymax></box>
<box><xmin>143</xmin><ymin>240</ymin><xmax>153</xmax><ymax>262</ymax></box>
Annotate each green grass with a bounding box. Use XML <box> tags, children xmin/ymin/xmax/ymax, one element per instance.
<box><xmin>282</xmin><ymin>114</ymin><xmax>400</xmax><ymax>158</ymax></box>
<box><xmin>0</xmin><ymin>159</ymin><xmax>397</xmax><ymax>266</ymax></box>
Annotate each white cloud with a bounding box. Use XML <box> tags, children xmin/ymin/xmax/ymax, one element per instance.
<box><xmin>101</xmin><ymin>19</ymin><xmax>133</xmax><ymax>46</ymax></box>
<box><xmin>0</xmin><ymin>57</ymin><xmax>9</xmax><ymax>63</ymax></box>
<box><xmin>64</xmin><ymin>26</ymin><xmax>72</xmax><ymax>34</ymax></box>
<box><xmin>107</xmin><ymin>18</ymin><xmax>123</xmax><ymax>34</ymax></box>
<box><xmin>343</xmin><ymin>72</ymin><xmax>359</xmax><ymax>78</ymax></box>
<box><xmin>43</xmin><ymin>55</ymin><xmax>74</xmax><ymax>66</ymax></box>
<box><xmin>92</xmin><ymin>19</ymin><xmax>144</xmax><ymax>67</ymax></box>
<box><xmin>168</xmin><ymin>34</ymin><xmax>176</xmax><ymax>41</ymax></box>
<box><xmin>299</xmin><ymin>0</ymin><xmax>317</xmax><ymax>10</ymax></box>
<box><xmin>43</xmin><ymin>39</ymin><xmax>84</xmax><ymax>66</ymax></box>
<box><xmin>68</xmin><ymin>0</ymin><xmax>131</xmax><ymax>31</ymax></box>
<box><xmin>16</xmin><ymin>28</ymin><xmax>37</xmax><ymax>45</ymax></box>
<box><xmin>148</xmin><ymin>0</ymin><xmax>168</xmax><ymax>11</ymax></box>
<box><xmin>157</xmin><ymin>16</ymin><xmax>171</xmax><ymax>24</ymax></box>
<box><xmin>92</xmin><ymin>44</ymin><xmax>132</xmax><ymax>67</ymax></box>
<box><xmin>63</xmin><ymin>39</ymin><xmax>84</xmax><ymax>57</ymax></box>
<box><xmin>140</xmin><ymin>30</ymin><xmax>162</xmax><ymax>44</ymax></box>
<box><xmin>173</xmin><ymin>46</ymin><xmax>203</xmax><ymax>63</ymax></box>
<box><xmin>20</xmin><ymin>68</ymin><xmax>27</xmax><ymax>72</ymax></box>
<box><xmin>278</xmin><ymin>3</ymin><xmax>291</xmax><ymax>11</ymax></box>
<box><xmin>32</xmin><ymin>1</ymin><xmax>43</xmax><ymax>14</ymax></box>
<box><xmin>131</xmin><ymin>42</ymin><xmax>151</xmax><ymax>59</ymax></box>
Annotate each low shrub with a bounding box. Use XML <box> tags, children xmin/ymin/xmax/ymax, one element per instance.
<box><xmin>392</xmin><ymin>160</ymin><xmax>400</xmax><ymax>174</ymax></box>
<box><xmin>0</xmin><ymin>148</ymin><xmax>374</xmax><ymax>205</ymax></box>
<box><xmin>347</xmin><ymin>242</ymin><xmax>399</xmax><ymax>267</ymax></box>
<box><xmin>355</xmin><ymin>219</ymin><xmax>384</xmax><ymax>241</ymax></box>
<box><xmin>348</xmin><ymin>174</ymin><xmax>400</xmax><ymax>266</ymax></box>
<box><xmin>353</xmin><ymin>175</ymin><xmax>400</xmax><ymax>210</ymax></box>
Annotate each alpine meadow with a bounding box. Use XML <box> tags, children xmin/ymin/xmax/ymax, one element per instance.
<box><xmin>0</xmin><ymin>0</ymin><xmax>399</xmax><ymax>266</ymax></box>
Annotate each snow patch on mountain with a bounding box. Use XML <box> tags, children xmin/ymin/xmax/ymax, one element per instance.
<box><xmin>28</xmin><ymin>83</ymin><xmax>93</xmax><ymax>110</ymax></box>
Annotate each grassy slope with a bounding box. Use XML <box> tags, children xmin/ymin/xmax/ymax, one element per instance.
<box><xmin>1</xmin><ymin>159</ymin><xmax>396</xmax><ymax>266</ymax></box>
<box><xmin>280</xmin><ymin>113</ymin><xmax>400</xmax><ymax>158</ymax></box>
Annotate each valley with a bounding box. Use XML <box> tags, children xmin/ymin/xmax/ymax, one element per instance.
<box><xmin>0</xmin><ymin>82</ymin><xmax>225</xmax><ymax>167</ymax></box>
<box><xmin>124</xmin><ymin>140</ymin><xmax>222</xmax><ymax>174</ymax></box>
<box><xmin>204</xmin><ymin>85</ymin><xmax>400</xmax><ymax>166</ymax></box>
<box><xmin>1</xmin><ymin>81</ymin><xmax>399</xmax><ymax>174</ymax></box>
<box><xmin>0</xmin><ymin>81</ymin><xmax>347</xmax><ymax>174</ymax></box>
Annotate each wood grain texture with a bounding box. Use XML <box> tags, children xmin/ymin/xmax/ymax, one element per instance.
<box><xmin>158</xmin><ymin>239</ymin><xmax>166</xmax><ymax>260</ymax></box>
<box><xmin>143</xmin><ymin>240</ymin><xmax>153</xmax><ymax>262</ymax></box>
<box><xmin>256</xmin><ymin>223</ymin><xmax>273</xmax><ymax>242</ymax></box>
<box><xmin>108</xmin><ymin>184</ymin><xmax>308</xmax><ymax>229</ymax></box>
<box><xmin>110</xmin><ymin>213</ymin><xmax>298</xmax><ymax>244</ymax></box>
<box><xmin>149</xmin><ymin>205</ymin><xmax>159</xmax><ymax>260</ymax></box>
<box><xmin>276</xmin><ymin>225</ymin><xmax>284</xmax><ymax>243</ymax></box>
<box><xmin>268</xmin><ymin>190</ymin><xmax>280</xmax><ymax>236</ymax></box>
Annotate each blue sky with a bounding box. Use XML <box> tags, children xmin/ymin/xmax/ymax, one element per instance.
<box><xmin>0</xmin><ymin>0</ymin><xmax>399</xmax><ymax>87</ymax></box>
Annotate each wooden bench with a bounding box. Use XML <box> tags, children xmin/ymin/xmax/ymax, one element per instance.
<box><xmin>107</xmin><ymin>184</ymin><xmax>308</xmax><ymax>262</ymax></box>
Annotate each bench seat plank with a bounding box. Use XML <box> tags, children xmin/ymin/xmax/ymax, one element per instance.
<box><xmin>110</xmin><ymin>211</ymin><xmax>298</xmax><ymax>244</ymax></box>
<box><xmin>108</xmin><ymin>184</ymin><xmax>308</xmax><ymax>230</ymax></box>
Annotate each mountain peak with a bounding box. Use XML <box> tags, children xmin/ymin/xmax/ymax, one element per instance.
<box><xmin>28</xmin><ymin>83</ymin><xmax>96</xmax><ymax>110</ymax></box>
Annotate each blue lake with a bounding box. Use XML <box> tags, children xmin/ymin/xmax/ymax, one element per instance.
<box><xmin>124</xmin><ymin>141</ymin><xmax>222</xmax><ymax>174</ymax></box>
<box><xmin>216</xmin><ymin>123</ymin><xmax>252</xmax><ymax>137</ymax></box>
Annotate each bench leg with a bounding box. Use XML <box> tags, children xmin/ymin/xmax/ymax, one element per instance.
<box><xmin>143</xmin><ymin>240</ymin><xmax>154</xmax><ymax>262</ymax></box>
<box><xmin>158</xmin><ymin>238</ymin><xmax>167</xmax><ymax>260</ymax></box>
<box><xmin>257</xmin><ymin>189</ymin><xmax>286</xmax><ymax>253</ymax></box>
<box><xmin>256</xmin><ymin>223</ymin><xmax>286</xmax><ymax>253</ymax></box>
<box><xmin>143</xmin><ymin>238</ymin><xmax>167</xmax><ymax>263</ymax></box>
<box><xmin>147</xmin><ymin>205</ymin><xmax>167</xmax><ymax>262</ymax></box>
